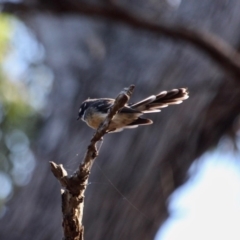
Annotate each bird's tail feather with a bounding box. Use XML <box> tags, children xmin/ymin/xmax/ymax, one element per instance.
<box><xmin>130</xmin><ymin>88</ymin><xmax>189</xmax><ymax>112</ymax></box>
<box><xmin>127</xmin><ymin>118</ymin><xmax>153</xmax><ymax>126</ymax></box>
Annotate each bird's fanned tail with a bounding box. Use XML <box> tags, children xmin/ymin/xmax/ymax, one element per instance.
<box><xmin>130</xmin><ymin>88</ymin><xmax>189</xmax><ymax>113</ymax></box>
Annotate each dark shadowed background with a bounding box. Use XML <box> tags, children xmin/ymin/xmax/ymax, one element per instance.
<box><xmin>1</xmin><ymin>0</ymin><xmax>240</xmax><ymax>239</ymax></box>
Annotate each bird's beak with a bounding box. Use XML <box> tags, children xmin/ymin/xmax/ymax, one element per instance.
<box><xmin>77</xmin><ymin>116</ymin><xmax>80</xmax><ymax>120</ymax></box>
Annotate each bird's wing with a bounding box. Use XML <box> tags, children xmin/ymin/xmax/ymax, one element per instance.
<box><xmin>91</xmin><ymin>98</ymin><xmax>141</xmax><ymax>114</ymax></box>
<box><xmin>119</xmin><ymin>106</ymin><xmax>142</xmax><ymax>114</ymax></box>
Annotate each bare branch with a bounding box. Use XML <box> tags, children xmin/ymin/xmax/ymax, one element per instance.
<box><xmin>50</xmin><ymin>84</ymin><xmax>135</xmax><ymax>240</ymax></box>
<box><xmin>1</xmin><ymin>1</ymin><xmax>240</xmax><ymax>78</ymax></box>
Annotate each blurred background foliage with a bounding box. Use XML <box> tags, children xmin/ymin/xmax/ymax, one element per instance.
<box><xmin>0</xmin><ymin>14</ymin><xmax>52</xmax><ymax>213</ymax></box>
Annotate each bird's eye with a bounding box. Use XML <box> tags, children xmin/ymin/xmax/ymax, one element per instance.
<box><xmin>78</xmin><ymin>106</ymin><xmax>84</xmax><ymax>120</ymax></box>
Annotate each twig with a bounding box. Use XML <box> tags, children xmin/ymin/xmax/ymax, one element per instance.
<box><xmin>50</xmin><ymin>85</ymin><xmax>135</xmax><ymax>240</ymax></box>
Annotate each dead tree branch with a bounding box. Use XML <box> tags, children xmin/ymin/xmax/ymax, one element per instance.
<box><xmin>50</xmin><ymin>85</ymin><xmax>135</xmax><ymax>240</ymax></box>
<box><xmin>2</xmin><ymin>1</ymin><xmax>240</xmax><ymax>78</ymax></box>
